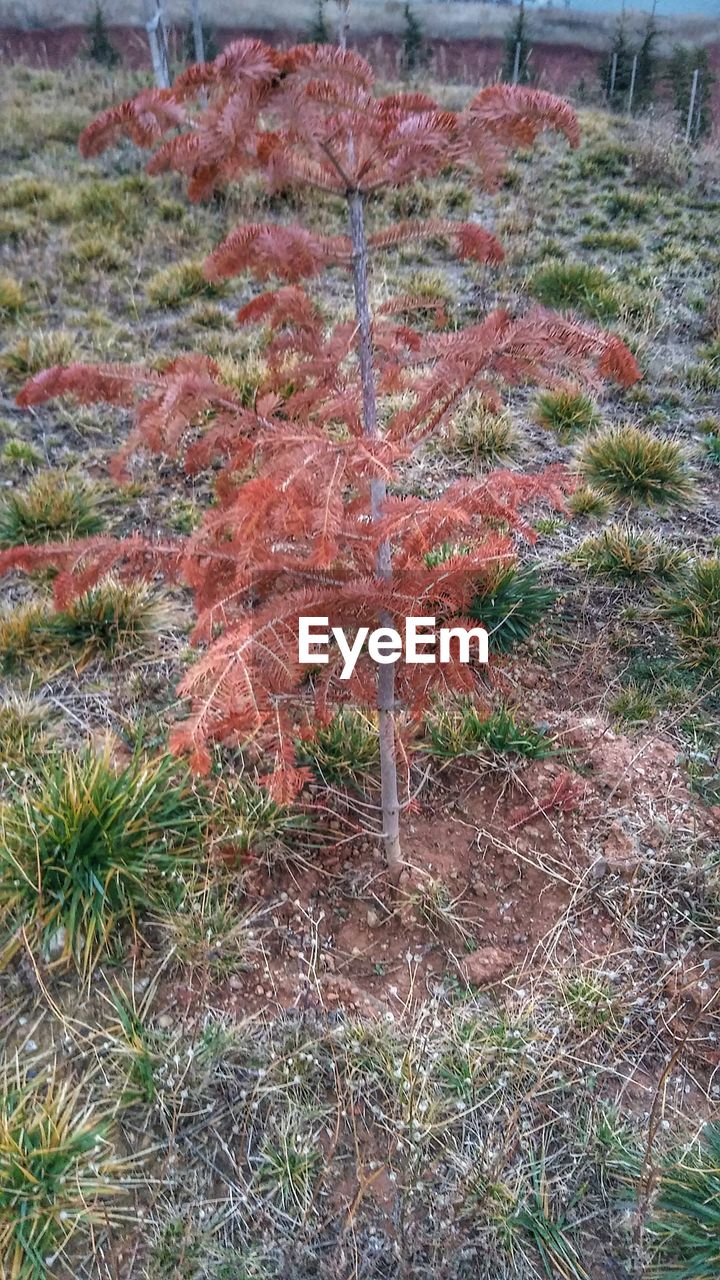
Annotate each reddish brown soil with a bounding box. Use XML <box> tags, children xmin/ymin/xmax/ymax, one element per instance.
<box><xmin>163</xmin><ymin>688</ymin><xmax>719</xmax><ymax>1027</ymax></box>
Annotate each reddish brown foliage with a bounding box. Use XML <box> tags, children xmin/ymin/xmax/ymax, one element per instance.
<box><xmin>9</xmin><ymin>42</ymin><xmax>640</xmax><ymax>801</ymax></box>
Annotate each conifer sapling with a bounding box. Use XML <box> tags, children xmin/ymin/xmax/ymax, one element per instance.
<box><xmin>2</xmin><ymin>41</ymin><xmax>641</xmax><ymax>876</ymax></box>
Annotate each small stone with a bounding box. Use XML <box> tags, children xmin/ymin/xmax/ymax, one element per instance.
<box><xmin>366</xmin><ymin>909</ymin><xmax>380</xmax><ymax>929</ymax></box>
<box><xmin>157</xmin><ymin>1014</ymin><xmax>173</xmax><ymax>1030</ymax></box>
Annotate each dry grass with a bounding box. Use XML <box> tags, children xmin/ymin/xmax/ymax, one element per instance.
<box><xmin>1</xmin><ymin>56</ymin><xmax>719</xmax><ymax>1280</ymax></box>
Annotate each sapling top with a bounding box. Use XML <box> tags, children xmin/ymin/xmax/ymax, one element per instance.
<box><xmin>2</xmin><ymin>40</ymin><xmax>641</xmax><ymax>873</ymax></box>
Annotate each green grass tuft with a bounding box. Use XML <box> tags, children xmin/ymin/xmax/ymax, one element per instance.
<box><xmin>609</xmin><ymin>685</ymin><xmax>657</xmax><ymax>728</ymax></box>
<box><xmin>1</xmin><ymin>438</ymin><xmax>42</xmax><ymax>470</ymax></box>
<box><xmin>217</xmin><ymin>777</ymin><xmax>312</xmax><ymax>865</ymax></box>
<box><xmin>567</xmin><ymin>486</ymin><xmax>612</xmax><ymax>519</ymax></box>
<box><xmin>46</xmin><ymin>579</ymin><xmax>176</xmax><ymax>664</ymax></box>
<box><xmin>297</xmin><ymin>707</ymin><xmax>380</xmax><ymax>787</ymax></box>
<box><xmin>147</xmin><ymin>261</ymin><xmax>225</xmax><ymax>309</ymax></box>
<box><xmin>648</xmin><ymin>1122</ymin><xmax>720</xmax><ymax>1279</ymax></box>
<box><xmin>0</xmin><ymin>275</ymin><xmax>25</xmax><ymax>319</ymax></box>
<box><xmin>1</xmin><ymin>329</ymin><xmax>79</xmax><ymax>385</ymax></box>
<box><xmin>0</xmin><ymin>1062</ymin><xmax>130</xmax><ymax>1280</ymax></box>
<box><xmin>534</xmin><ymin>387</ymin><xmax>601</xmax><ymax>443</ymax></box>
<box><xmin>529</xmin><ymin>261</ymin><xmax>621</xmax><ymax>321</ymax></box>
<box><xmin>0</xmin><ymin>750</ymin><xmax>204</xmax><ymax>974</ymax></box>
<box><xmin>0</xmin><ymin>604</ymin><xmax>60</xmax><ymax>675</ymax></box>
<box><xmin>0</xmin><ymin>472</ymin><xmax>103</xmax><ymax>546</ymax></box>
<box><xmin>469</xmin><ymin>563</ymin><xmax>556</xmax><ymax>652</ymax></box>
<box><xmin>655</xmin><ymin>557</ymin><xmax>720</xmax><ymax>669</ymax></box>
<box><xmin>425</xmin><ymin>701</ymin><xmax>553</xmax><ymax>761</ymax></box>
<box><xmin>0</xmin><ymin>695</ymin><xmax>50</xmax><ymax>771</ymax></box>
<box><xmin>570</xmin><ymin>525</ymin><xmax>687</xmax><ymax>582</ymax></box>
<box><xmin>577</xmin><ymin>426</ymin><xmax>695</xmax><ymax>507</ymax></box>
<box><xmin>447</xmin><ymin>402</ymin><xmax>521</xmax><ymax>471</ymax></box>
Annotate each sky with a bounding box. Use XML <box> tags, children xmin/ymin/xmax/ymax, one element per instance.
<box><xmin>558</xmin><ymin>0</ymin><xmax>719</xmax><ymax>14</ymax></box>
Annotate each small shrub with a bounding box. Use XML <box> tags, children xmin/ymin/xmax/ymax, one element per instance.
<box><xmin>0</xmin><ymin>472</ymin><xmax>103</xmax><ymax>546</ymax></box>
<box><xmin>570</xmin><ymin>525</ymin><xmax>686</xmax><ymax>581</ymax></box>
<box><xmin>0</xmin><ymin>1063</ymin><xmax>128</xmax><ymax>1279</ymax></box>
<box><xmin>534</xmin><ymin>386</ymin><xmax>601</xmax><ymax>442</ymax></box>
<box><xmin>447</xmin><ymin>401</ymin><xmax>521</xmax><ymax>471</ymax></box>
<box><xmin>468</xmin><ymin>563</ymin><xmax>556</xmax><ymax>652</ymax></box>
<box><xmin>147</xmin><ymin>261</ymin><xmax>224</xmax><ymax>309</ymax></box>
<box><xmin>297</xmin><ymin>707</ymin><xmax>380</xmax><ymax>786</ymax></box>
<box><xmin>425</xmin><ymin>702</ymin><xmax>553</xmax><ymax>761</ymax></box>
<box><xmin>529</xmin><ymin>261</ymin><xmax>621</xmax><ymax>321</ymax></box>
<box><xmin>0</xmin><ymin>751</ymin><xmax>204</xmax><ymax>974</ymax></box>
<box><xmin>577</xmin><ymin>426</ymin><xmax>695</xmax><ymax>507</ymax></box>
<box><xmin>655</xmin><ymin>557</ymin><xmax>720</xmax><ymax>669</ymax></box>
<box><xmin>648</xmin><ymin>1122</ymin><xmax>720</xmax><ymax>1278</ymax></box>
<box><xmin>0</xmin><ymin>275</ymin><xmax>24</xmax><ymax>320</ymax></box>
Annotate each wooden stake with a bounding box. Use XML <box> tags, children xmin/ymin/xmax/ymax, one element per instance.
<box><xmin>608</xmin><ymin>50</ymin><xmax>618</xmax><ymax>101</ymax></box>
<box><xmin>627</xmin><ymin>53</ymin><xmax>637</xmax><ymax>114</ymax></box>
<box><xmin>685</xmin><ymin>68</ymin><xmax>699</xmax><ymax>144</ymax></box>
<box><xmin>512</xmin><ymin>40</ymin><xmax>521</xmax><ymax>86</ymax></box>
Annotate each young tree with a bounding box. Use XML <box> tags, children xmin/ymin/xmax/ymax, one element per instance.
<box><xmin>633</xmin><ymin>11</ymin><xmax>658</xmax><ymax>112</ymax></box>
<box><xmin>666</xmin><ymin>45</ymin><xmax>714</xmax><ymax>141</ymax></box>
<box><xmin>598</xmin><ymin>16</ymin><xmax>633</xmax><ymax>109</ymax></box>
<box><xmin>3</xmin><ymin>42</ymin><xmax>640</xmax><ymax>876</ymax></box>
<box><xmin>86</xmin><ymin>2</ymin><xmax>120</xmax><ymax>69</ymax></box>
<box><xmin>501</xmin><ymin>0</ymin><xmax>532</xmax><ymax>86</ymax></box>
<box><xmin>401</xmin><ymin>3</ymin><xmax>428</xmax><ymax>78</ymax></box>
<box><xmin>308</xmin><ymin>0</ymin><xmax>330</xmax><ymax>46</ymax></box>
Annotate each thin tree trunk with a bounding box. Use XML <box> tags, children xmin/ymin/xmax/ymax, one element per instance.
<box><xmin>336</xmin><ymin>0</ymin><xmax>350</xmax><ymax>51</ymax></box>
<box><xmin>191</xmin><ymin>0</ymin><xmax>205</xmax><ymax>63</ymax></box>
<box><xmin>347</xmin><ymin>188</ymin><xmax>403</xmax><ymax>879</ymax></box>
<box><xmin>144</xmin><ymin>0</ymin><xmax>170</xmax><ymax>88</ymax></box>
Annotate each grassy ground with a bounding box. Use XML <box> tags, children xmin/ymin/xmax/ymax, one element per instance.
<box><xmin>1</xmin><ymin>61</ymin><xmax>720</xmax><ymax>1280</ymax></box>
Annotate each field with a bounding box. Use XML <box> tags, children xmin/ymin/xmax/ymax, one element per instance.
<box><xmin>1</xmin><ymin>53</ymin><xmax>720</xmax><ymax>1280</ymax></box>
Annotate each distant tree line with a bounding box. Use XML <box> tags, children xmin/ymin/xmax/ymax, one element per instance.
<box><xmin>83</xmin><ymin>0</ymin><xmax>716</xmax><ymax>142</ymax></box>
